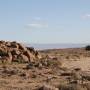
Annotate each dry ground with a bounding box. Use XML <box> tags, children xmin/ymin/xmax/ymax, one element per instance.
<box><xmin>0</xmin><ymin>48</ymin><xmax>90</xmax><ymax>90</ymax></box>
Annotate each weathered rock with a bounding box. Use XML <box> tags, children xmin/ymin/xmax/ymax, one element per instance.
<box><xmin>11</xmin><ymin>49</ymin><xmax>20</xmax><ymax>55</ymax></box>
<box><xmin>23</xmin><ymin>50</ymin><xmax>35</xmax><ymax>62</ymax></box>
<box><xmin>0</xmin><ymin>40</ymin><xmax>40</xmax><ymax>63</ymax></box>
<box><xmin>0</xmin><ymin>40</ymin><xmax>6</xmax><ymax>45</ymax></box>
<box><xmin>17</xmin><ymin>54</ymin><xmax>29</xmax><ymax>63</ymax></box>
<box><xmin>12</xmin><ymin>55</ymin><xmax>17</xmax><ymax>62</ymax></box>
<box><xmin>11</xmin><ymin>41</ymin><xmax>19</xmax><ymax>49</ymax></box>
<box><xmin>18</xmin><ymin>43</ymin><xmax>27</xmax><ymax>51</ymax></box>
<box><xmin>27</xmin><ymin>47</ymin><xmax>35</xmax><ymax>53</ymax></box>
<box><xmin>6</xmin><ymin>42</ymin><xmax>11</xmax><ymax>47</ymax></box>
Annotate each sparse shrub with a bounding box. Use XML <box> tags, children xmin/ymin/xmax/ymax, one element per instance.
<box><xmin>61</xmin><ymin>72</ymin><xmax>73</xmax><ymax>76</ymax></box>
<box><xmin>58</xmin><ymin>84</ymin><xmax>86</xmax><ymax>90</ymax></box>
<box><xmin>46</xmin><ymin>59</ymin><xmax>62</xmax><ymax>68</ymax></box>
<box><xmin>19</xmin><ymin>73</ymin><xmax>26</xmax><ymax>77</ymax></box>
<box><xmin>26</xmin><ymin>63</ymin><xmax>34</xmax><ymax>69</ymax></box>
<box><xmin>0</xmin><ymin>50</ymin><xmax>7</xmax><ymax>56</ymax></box>
<box><xmin>85</xmin><ymin>45</ymin><xmax>90</xmax><ymax>51</ymax></box>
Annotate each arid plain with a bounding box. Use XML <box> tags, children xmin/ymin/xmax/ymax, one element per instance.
<box><xmin>0</xmin><ymin>41</ymin><xmax>90</xmax><ymax>90</ymax></box>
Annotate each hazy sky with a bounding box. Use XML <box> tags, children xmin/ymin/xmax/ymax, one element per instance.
<box><xmin>0</xmin><ymin>0</ymin><xmax>90</xmax><ymax>44</ymax></box>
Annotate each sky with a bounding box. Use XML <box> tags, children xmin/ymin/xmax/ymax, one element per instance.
<box><xmin>0</xmin><ymin>0</ymin><xmax>90</xmax><ymax>44</ymax></box>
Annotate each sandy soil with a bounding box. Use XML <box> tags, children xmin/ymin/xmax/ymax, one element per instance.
<box><xmin>62</xmin><ymin>57</ymin><xmax>90</xmax><ymax>71</ymax></box>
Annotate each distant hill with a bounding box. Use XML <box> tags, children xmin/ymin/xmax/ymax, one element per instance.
<box><xmin>26</xmin><ymin>43</ymin><xmax>88</xmax><ymax>50</ymax></box>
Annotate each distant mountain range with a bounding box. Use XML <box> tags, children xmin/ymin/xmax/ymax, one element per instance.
<box><xmin>25</xmin><ymin>43</ymin><xmax>89</xmax><ymax>50</ymax></box>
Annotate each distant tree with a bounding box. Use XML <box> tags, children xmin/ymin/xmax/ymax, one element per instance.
<box><xmin>85</xmin><ymin>45</ymin><xmax>90</xmax><ymax>51</ymax></box>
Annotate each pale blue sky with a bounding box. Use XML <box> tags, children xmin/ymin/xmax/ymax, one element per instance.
<box><xmin>0</xmin><ymin>0</ymin><xmax>90</xmax><ymax>44</ymax></box>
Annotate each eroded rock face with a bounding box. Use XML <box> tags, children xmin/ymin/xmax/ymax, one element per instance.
<box><xmin>0</xmin><ymin>40</ymin><xmax>40</xmax><ymax>63</ymax></box>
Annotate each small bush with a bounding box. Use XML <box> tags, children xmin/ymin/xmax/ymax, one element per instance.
<box><xmin>0</xmin><ymin>50</ymin><xmax>7</xmax><ymax>56</ymax></box>
<box><xmin>85</xmin><ymin>45</ymin><xmax>90</xmax><ymax>51</ymax></box>
<box><xmin>59</xmin><ymin>84</ymin><xmax>86</xmax><ymax>90</ymax></box>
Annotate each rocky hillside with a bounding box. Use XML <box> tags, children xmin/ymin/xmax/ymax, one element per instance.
<box><xmin>0</xmin><ymin>40</ymin><xmax>40</xmax><ymax>63</ymax></box>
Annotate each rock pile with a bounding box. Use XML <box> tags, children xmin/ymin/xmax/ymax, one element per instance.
<box><xmin>0</xmin><ymin>40</ymin><xmax>40</xmax><ymax>63</ymax></box>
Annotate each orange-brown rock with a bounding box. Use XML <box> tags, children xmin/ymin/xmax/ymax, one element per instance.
<box><xmin>0</xmin><ymin>40</ymin><xmax>40</xmax><ymax>63</ymax></box>
<box><xmin>17</xmin><ymin>53</ymin><xmax>29</xmax><ymax>63</ymax></box>
<box><xmin>23</xmin><ymin>50</ymin><xmax>35</xmax><ymax>62</ymax></box>
<box><xmin>18</xmin><ymin>43</ymin><xmax>27</xmax><ymax>51</ymax></box>
<box><xmin>10</xmin><ymin>41</ymin><xmax>19</xmax><ymax>49</ymax></box>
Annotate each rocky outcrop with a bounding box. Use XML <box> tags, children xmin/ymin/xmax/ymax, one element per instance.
<box><xmin>0</xmin><ymin>40</ymin><xmax>40</xmax><ymax>63</ymax></box>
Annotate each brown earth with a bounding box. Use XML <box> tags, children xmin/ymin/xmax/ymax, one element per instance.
<box><xmin>0</xmin><ymin>42</ymin><xmax>90</xmax><ymax>90</ymax></box>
